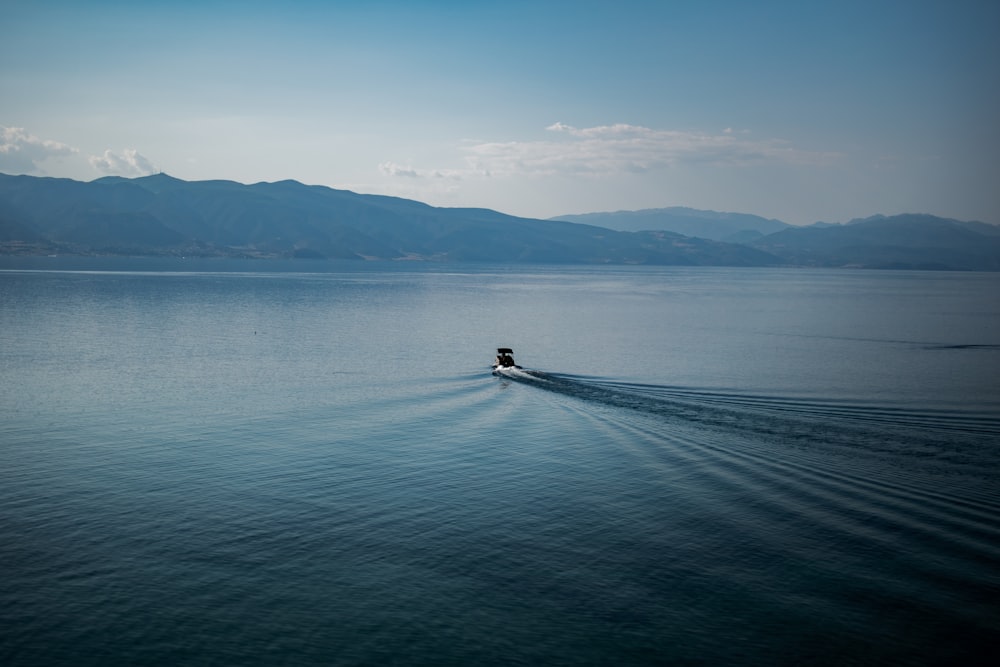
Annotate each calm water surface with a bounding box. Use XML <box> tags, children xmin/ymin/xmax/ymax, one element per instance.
<box><xmin>2</xmin><ymin>258</ymin><xmax>998</xmax><ymax>665</ymax></box>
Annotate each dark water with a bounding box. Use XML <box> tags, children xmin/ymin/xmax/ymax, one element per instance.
<box><xmin>2</xmin><ymin>258</ymin><xmax>999</xmax><ymax>666</ymax></box>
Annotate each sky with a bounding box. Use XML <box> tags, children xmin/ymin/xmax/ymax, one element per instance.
<box><xmin>2</xmin><ymin>0</ymin><xmax>998</xmax><ymax>225</ymax></box>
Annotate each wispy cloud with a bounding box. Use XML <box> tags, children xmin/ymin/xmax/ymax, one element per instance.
<box><xmin>380</xmin><ymin>123</ymin><xmax>840</xmax><ymax>182</ymax></box>
<box><xmin>378</xmin><ymin>161</ymin><xmax>462</xmax><ymax>180</ymax></box>
<box><xmin>474</xmin><ymin>122</ymin><xmax>838</xmax><ymax>175</ymax></box>
<box><xmin>89</xmin><ymin>148</ymin><xmax>157</xmax><ymax>176</ymax></box>
<box><xmin>378</xmin><ymin>161</ymin><xmax>421</xmax><ymax>178</ymax></box>
<box><xmin>0</xmin><ymin>126</ymin><xmax>77</xmax><ymax>174</ymax></box>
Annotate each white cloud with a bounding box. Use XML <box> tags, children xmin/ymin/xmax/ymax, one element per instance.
<box><xmin>378</xmin><ymin>161</ymin><xmax>421</xmax><ymax>178</ymax></box>
<box><xmin>370</xmin><ymin>122</ymin><xmax>845</xmax><ymax>217</ymax></box>
<box><xmin>544</xmin><ymin>122</ymin><xmax>651</xmax><ymax>139</ymax></box>
<box><xmin>379</xmin><ymin>123</ymin><xmax>840</xmax><ymax>187</ymax></box>
<box><xmin>379</xmin><ymin>160</ymin><xmax>463</xmax><ymax>180</ymax></box>
<box><xmin>89</xmin><ymin>148</ymin><xmax>157</xmax><ymax>176</ymax></box>
<box><xmin>468</xmin><ymin>122</ymin><xmax>839</xmax><ymax>177</ymax></box>
<box><xmin>0</xmin><ymin>126</ymin><xmax>78</xmax><ymax>174</ymax></box>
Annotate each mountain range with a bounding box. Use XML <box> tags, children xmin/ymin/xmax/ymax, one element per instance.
<box><xmin>553</xmin><ymin>208</ymin><xmax>1000</xmax><ymax>271</ymax></box>
<box><xmin>551</xmin><ymin>208</ymin><xmax>791</xmax><ymax>243</ymax></box>
<box><xmin>1</xmin><ymin>172</ymin><xmax>998</xmax><ymax>270</ymax></box>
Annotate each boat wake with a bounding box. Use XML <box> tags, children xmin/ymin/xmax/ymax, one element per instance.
<box><xmin>486</xmin><ymin>368</ymin><xmax>1000</xmax><ymax>640</ymax></box>
<box><xmin>494</xmin><ymin>369</ymin><xmax>1000</xmax><ymax>474</ymax></box>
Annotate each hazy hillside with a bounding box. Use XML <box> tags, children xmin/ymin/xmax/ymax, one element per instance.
<box><xmin>0</xmin><ymin>173</ymin><xmax>780</xmax><ymax>266</ymax></box>
<box><xmin>3</xmin><ymin>173</ymin><xmax>996</xmax><ymax>269</ymax></box>
<box><xmin>554</xmin><ymin>208</ymin><xmax>1000</xmax><ymax>271</ymax></box>
<box><xmin>749</xmin><ymin>214</ymin><xmax>1000</xmax><ymax>271</ymax></box>
<box><xmin>552</xmin><ymin>207</ymin><xmax>790</xmax><ymax>242</ymax></box>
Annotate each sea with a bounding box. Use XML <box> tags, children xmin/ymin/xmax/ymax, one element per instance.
<box><xmin>1</xmin><ymin>257</ymin><xmax>998</xmax><ymax>666</ymax></box>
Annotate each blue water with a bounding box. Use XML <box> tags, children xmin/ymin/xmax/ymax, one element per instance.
<box><xmin>2</xmin><ymin>258</ymin><xmax>999</xmax><ymax>665</ymax></box>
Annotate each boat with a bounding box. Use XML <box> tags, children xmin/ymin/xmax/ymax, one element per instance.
<box><xmin>491</xmin><ymin>347</ymin><xmax>522</xmax><ymax>374</ymax></box>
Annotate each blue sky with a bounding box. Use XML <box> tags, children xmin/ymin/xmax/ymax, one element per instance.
<box><xmin>2</xmin><ymin>0</ymin><xmax>998</xmax><ymax>224</ymax></box>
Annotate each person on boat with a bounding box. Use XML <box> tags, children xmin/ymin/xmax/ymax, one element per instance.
<box><xmin>494</xmin><ymin>348</ymin><xmax>518</xmax><ymax>369</ymax></box>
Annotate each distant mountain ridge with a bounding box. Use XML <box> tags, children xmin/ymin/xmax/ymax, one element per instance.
<box><xmin>551</xmin><ymin>207</ymin><xmax>791</xmax><ymax>242</ymax></box>
<box><xmin>1</xmin><ymin>173</ymin><xmax>998</xmax><ymax>270</ymax></box>
<box><xmin>0</xmin><ymin>173</ymin><xmax>779</xmax><ymax>266</ymax></box>
<box><xmin>748</xmin><ymin>213</ymin><xmax>1000</xmax><ymax>271</ymax></box>
<box><xmin>553</xmin><ymin>207</ymin><xmax>1000</xmax><ymax>271</ymax></box>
